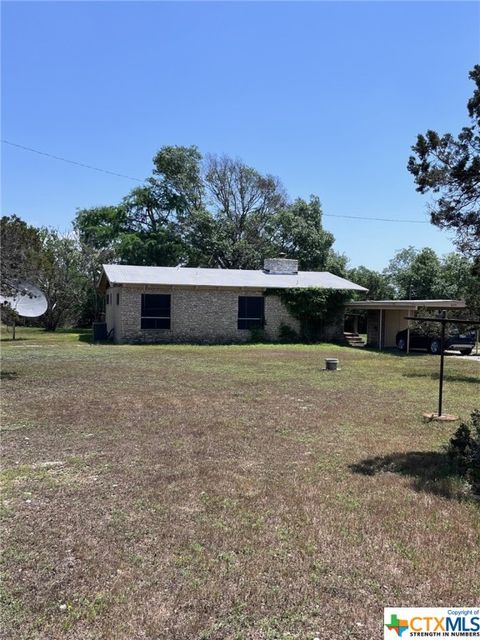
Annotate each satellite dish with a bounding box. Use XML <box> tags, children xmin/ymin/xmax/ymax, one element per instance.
<box><xmin>0</xmin><ymin>283</ymin><xmax>48</xmax><ymax>318</ymax></box>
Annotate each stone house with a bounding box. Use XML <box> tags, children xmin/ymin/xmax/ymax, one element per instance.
<box><xmin>98</xmin><ymin>258</ymin><xmax>366</xmax><ymax>344</ymax></box>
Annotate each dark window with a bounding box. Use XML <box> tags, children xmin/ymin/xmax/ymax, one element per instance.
<box><xmin>116</xmin><ymin>293</ymin><xmax>120</xmax><ymax>305</ymax></box>
<box><xmin>141</xmin><ymin>294</ymin><xmax>171</xmax><ymax>330</ymax></box>
<box><xmin>238</xmin><ymin>296</ymin><xmax>264</xmax><ymax>330</ymax></box>
<box><xmin>106</xmin><ymin>294</ymin><xmax>110</xmax><ymax>305</ymax></box>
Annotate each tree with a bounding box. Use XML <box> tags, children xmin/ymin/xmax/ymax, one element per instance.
<box><xmin>75</xmin><ymin>187</ymin><xmax>185</xmax><ymax>267</ymax></box>
<box><xmin>36</xmin><ymin>230</ymin><xmax>89</xmax><ymax>331</ymax></box>
<box><xmin>408</xmin><ymin>65</ymin><xmax>480</xmax><ymax>259</ymax></box>
<box><xmin>77</xmin><ymin>239</ymin><xmax>116</xmax><ymax>325</ymax></box>
<box><xmin>75</xmin><ymin>146</ymin><xmax>203</xmax><ymax>267</ymax></box>
<box><xmin>385</xmin><ymin>246</ymin><xmax>443</xmax><ymax>299</ymax></box>
<box><xmin>183</xmin><ymin>154</ymin><xmax>287</xmax><ymax>269</ymax></box>
<box><xmin>74</xmin><ymin>205</ymin><xmax>125</xmax><ymax>253</ymax></box>
<box><xmin>273</xmin><ymin>196</ymin><xmax>335</xmax><ymax>271</ymax></box>
<box><xmin>0</xmin><ymin>215</ymin><xmax>42</xmax><ymax>295</ymax></box>
<box><xmin>439</xmin><ymin>252</ymin><xmax>480</xmax><ymax>315</ymax></box>
<box><xmin>382</xmin><ymin>246</ymin><xmax>479</xmax><ymax>315</ymax></box>
<box><xmin>152</xmin><ymin>144</ymin><xmax>204</xmax><ymax>215</ymax></box>
<box><xmin>75</xmin><ymin>146</ymin><xmax>343</xmax><ymax>275</ymax></box>
<box><xmin>347</xmin><ymin>265</ymin><xmax>393</xmax><ymax>300</ymax></box>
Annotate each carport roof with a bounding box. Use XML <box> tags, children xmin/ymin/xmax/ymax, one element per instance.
<box><xmin>99</xmin><ymin>264</ymin><xmax>368</xmax><ymax>292</ymax></box>
<box><xmin>346</xmin><ymin>299</ymin><xmax>466</xmax><ymax>310</ymax></box>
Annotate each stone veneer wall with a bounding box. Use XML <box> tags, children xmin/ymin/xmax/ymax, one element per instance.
<box><xmin>264</xmin><ymin>294</ymin><xmax>300</xmax><ymax>340</ymax></box>
<box><xmin>114</xmin><ymin>285</ymin><xmax>300</xmax><ymax>344</ymax></box>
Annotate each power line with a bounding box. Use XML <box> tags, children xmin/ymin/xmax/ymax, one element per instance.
<box><xmin>323</xmin><ymin>213</ymin><xmax>428</xmax><ymax>224</ymax></box>
<box><xmin>2</xmin><ymin>139</ymin><xmax>430</xmax><ymax>224</ymax></box>
<box><xmin>2</xmin><ymin>139</ymin><xmax>144</xmax><ymax>183</ymax></box>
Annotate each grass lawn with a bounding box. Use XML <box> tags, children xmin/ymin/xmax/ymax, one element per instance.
<box><xmin>1</xmin><ymin>327</ymin><xmax>479</xmax><ymax>639</ymax></box>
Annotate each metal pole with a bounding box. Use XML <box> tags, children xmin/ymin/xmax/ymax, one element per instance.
<box><xmin>404</xmin><ymin>313</ymin><xmax>480</xmax><ymax>419</ymax></box>
<box><xmin>379</xmin><ymin>310</ymin><xmax>383</xmax><ymax>350</ymax></box>
<box><xmin>438</xmin><ymin>311</ymin><xmax>446</xmax><ymax>417</ymax></box>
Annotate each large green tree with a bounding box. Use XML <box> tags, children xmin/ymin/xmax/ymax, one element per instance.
<box><xmin>75</xmin><ymin>145</ymin><xmax>203</xmax><ymax>266</ymax></box>
<box><xmin>181</xmin><ymin>154</ymin><xmax>287</xmax><ymax>268</ymax></box>
<box><xmin>384</xmin><ymin>246</ymin><xmax>479</xmax><ymax>313</ymax></box>
<box><xmin>36</xmin><ymin>230</ymin><xmax>90</xmax><ymax>331</ymax></box>
<box><xmin>385</xmin><ymin>247</ymin><xmax>443</xmax><ymax>300</ymax></box>
<box><xmin>273</xmin><ymin>196</ymin><xmax>335</xmax><ymax>271</ymax></box>
<box><xmin>347</xmin><ymin>265</ymin><xmax>393</xmax><ymax>300</ymax></box>
<box><xmin>408</xmin><ymin>65</ymin><xmax>480</xmax><ymax>259</ymax></box>
<box><xmin>75</xmin><ymin>146</ymin><xmax>339</xmax><ymax>272</ymax></box>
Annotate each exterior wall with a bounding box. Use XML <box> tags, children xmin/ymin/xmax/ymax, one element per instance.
<box><xmin>367</xmin><ymin>308</ymin><xmax>416</xmax><ymax>349</ymax></box>
<box><xmin>322</xmin><ymin>312</ymin><xmax>346</xmax><ymax>341</ymax></box>
<box><xmin>110</xmin><ymin>285</ymin><xmax>300</xmax><ymax>344</ymax></box>
<box><xmin>383</xmin><ymin>309</ymin><xmax>414</xmax><ymax>348</ymax></box>
<box><xmin>367</xmin><ymin>310</ymin><xmax>380</xmax><ymax>347</ymax></box>
<box><xmin>264</xmin><ymin>295</ymin><xmax>300</xmax><ymax>340</ymax></box>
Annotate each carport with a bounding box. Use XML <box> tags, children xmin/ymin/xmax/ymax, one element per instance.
<box><xmin>345</xmin><ymin>299</ymin><xmax>467</xmax><ymax>351</ymax></box>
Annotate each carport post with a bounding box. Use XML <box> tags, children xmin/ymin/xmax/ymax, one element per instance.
<box><xmin>378</xmin><ymin>309</ymin><xmax>383</xmax><ymax>350</ymax></box>
<box><xmin>406</xmin><ymin>326</ymin><xmax>410</xmax><ymax>354</ymax></box>
<box><xmin>438</xmin><ymin>310</ymin><xmax>447</xmax><ymax>419</ymax></box>
<box><xmin>405</xmin><ymin>311</ymin><xmax>480</xmax><ymax>419</ymax></box>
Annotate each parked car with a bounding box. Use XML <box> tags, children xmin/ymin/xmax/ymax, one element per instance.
<box><xmin>396</xmin><ymin>328</ymin><xmax>476</xmax><ymax>355</ymax></box>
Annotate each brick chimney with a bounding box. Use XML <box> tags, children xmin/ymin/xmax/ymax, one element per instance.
<box><xmin>263</xmin><ymin>257</ymin><xmax>299</xmax><ymax>275</ymax></box>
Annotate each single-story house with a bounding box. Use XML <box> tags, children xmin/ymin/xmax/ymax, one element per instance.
<box><xmin>98</xmin><ymin>258</ymin><xmax>367</xmax><ymax>344</ymax></box>
<box><xmin>345</xmin><ymin>299</ymin><xmax>467</xmax><ymax>350</ymax></box>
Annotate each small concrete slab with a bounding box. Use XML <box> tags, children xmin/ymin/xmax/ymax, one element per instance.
<box><xmin>422</xmin><ymin>413</ymin><xmax>459</xmax><ymax>422</ymax></box>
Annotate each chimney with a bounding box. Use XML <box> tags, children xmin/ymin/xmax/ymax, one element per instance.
<box><xmin>264</xmin><ymin>256</ymin><xmax>299</xmax><ymax>275</ymax></box>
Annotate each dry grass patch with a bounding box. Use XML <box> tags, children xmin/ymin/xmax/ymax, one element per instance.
<box><xmin>1</xmin><ymin>328</ymin><xmax>479</xmax><ymax>639</ymax></box>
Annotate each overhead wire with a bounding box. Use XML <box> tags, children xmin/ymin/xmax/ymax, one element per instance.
<box><xmin>2</xmin><ymin>139</ymin><xmax>143</xmax><ymax>182</ymax></box>
<box><xmin>2</xmin><ymin>139</ymin><xmax>430</xmax><ymax>223</ymax></box>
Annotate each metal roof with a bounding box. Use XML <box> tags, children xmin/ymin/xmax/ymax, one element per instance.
<box><xmin>100</xmin><ymin>264</ymin><xmax>368</xmax><ymax>291</ymax></box>
<box><xmin>346</xmin><ymin>299</ymin><xmax>466</xmax><ymax>310</ymax></box>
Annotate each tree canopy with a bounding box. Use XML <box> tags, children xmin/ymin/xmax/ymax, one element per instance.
<box><xmin>408</xmin><ymin>65</ymin><xmax>480</xmax><ymax>260</ymax></box>
<box><xmin>0</xmin><ymin>215</ymin><xmax>43</xmax><ymax>295</ymax></box>
<box><xmin>384</xmin><ymin>245</ymin><xmax>479</xmax><ymax>313</ymax></box>
<box><xmin>75</xmin><ymin>147</ymin><xmax>339</xmax><ymax>272</ymax></box>
<box><xmin>347</xmin><ymin>265</ymin><xmax>393</xmax><ymax>300</ymax></box>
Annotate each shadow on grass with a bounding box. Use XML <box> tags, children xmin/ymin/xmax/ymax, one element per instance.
<box><xmin>1</xmin><ymin>371</ymin><xmax>18</xmax><ymax>380</ymax></box>
<box><xmin>359</xmin><ymin>346</ymin><xmax>426</xmax><ymax>357</ymax></box>
<box><xmin>350</xmin><ymin>451</ymin><xmax>468</xmax><ymax>500</ymax></box>
<box><xmin>76</xmin><ymin>331</ymin><xmax>93</xmax><ymax>343</ymax></box>
<box><xmin>403</xmin><ymin>372</ymin><xmax>480</xmax><ymax>384</ymax></box>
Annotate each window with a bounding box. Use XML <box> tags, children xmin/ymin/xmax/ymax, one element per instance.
<box><xmin>106</xmin><ymin>294</ymin><xmax>110</xmax><ymax>305</ymax></box>
<box><xmin>141</xmin><ymin>294</ymin><xmax>171</xmax><ymax>330</ymax></box>
<box><xmin>238</xmin><ymin>296</ymin><xmax>264</xmax><ymax>330</ymax></box>
<box><xmin>116</xmin><ymin>293</ymin><xmax>120</xmax><ymax>305</ymax></box>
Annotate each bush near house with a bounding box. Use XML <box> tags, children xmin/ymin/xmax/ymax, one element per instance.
<box><xmin>447</xmin><ymin>410</ymin><xmax>480</xmax><ymax>496</ymax></box>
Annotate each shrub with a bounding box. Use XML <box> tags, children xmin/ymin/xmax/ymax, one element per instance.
<box><xmin>278</xmin><ymin>323</ymin><xmax>299</xmax><ymax>343</ymax></box>
<box><xmin>267</xmin><ymin>288</ymin><xmax>350</xmax><ymax>342</ymax></box>
<box><xmin>447</xmin><ymin>410</ymin><xmax>480</xmax><ymax>496</ymax></box>
<box><xmin>248</xmin><ymin>327</ymin><xmax>268</xmax><ymax>343</ymax></box>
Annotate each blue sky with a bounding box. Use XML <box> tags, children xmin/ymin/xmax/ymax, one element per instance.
<box><xmin>2</xmin><ymin>1</ymin><xmax>479</xmax><ymax>270</ymax></box>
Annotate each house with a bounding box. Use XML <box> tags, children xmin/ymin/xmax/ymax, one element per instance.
<box><xmin>345</xmin><ymin>299</ymin><xmax>467</xmax><ymax>350</ymax></box>
<box><xmin>98</xmin><ymin>258</ymin><xmax>367</xmax><ymax>344</ymax></box>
